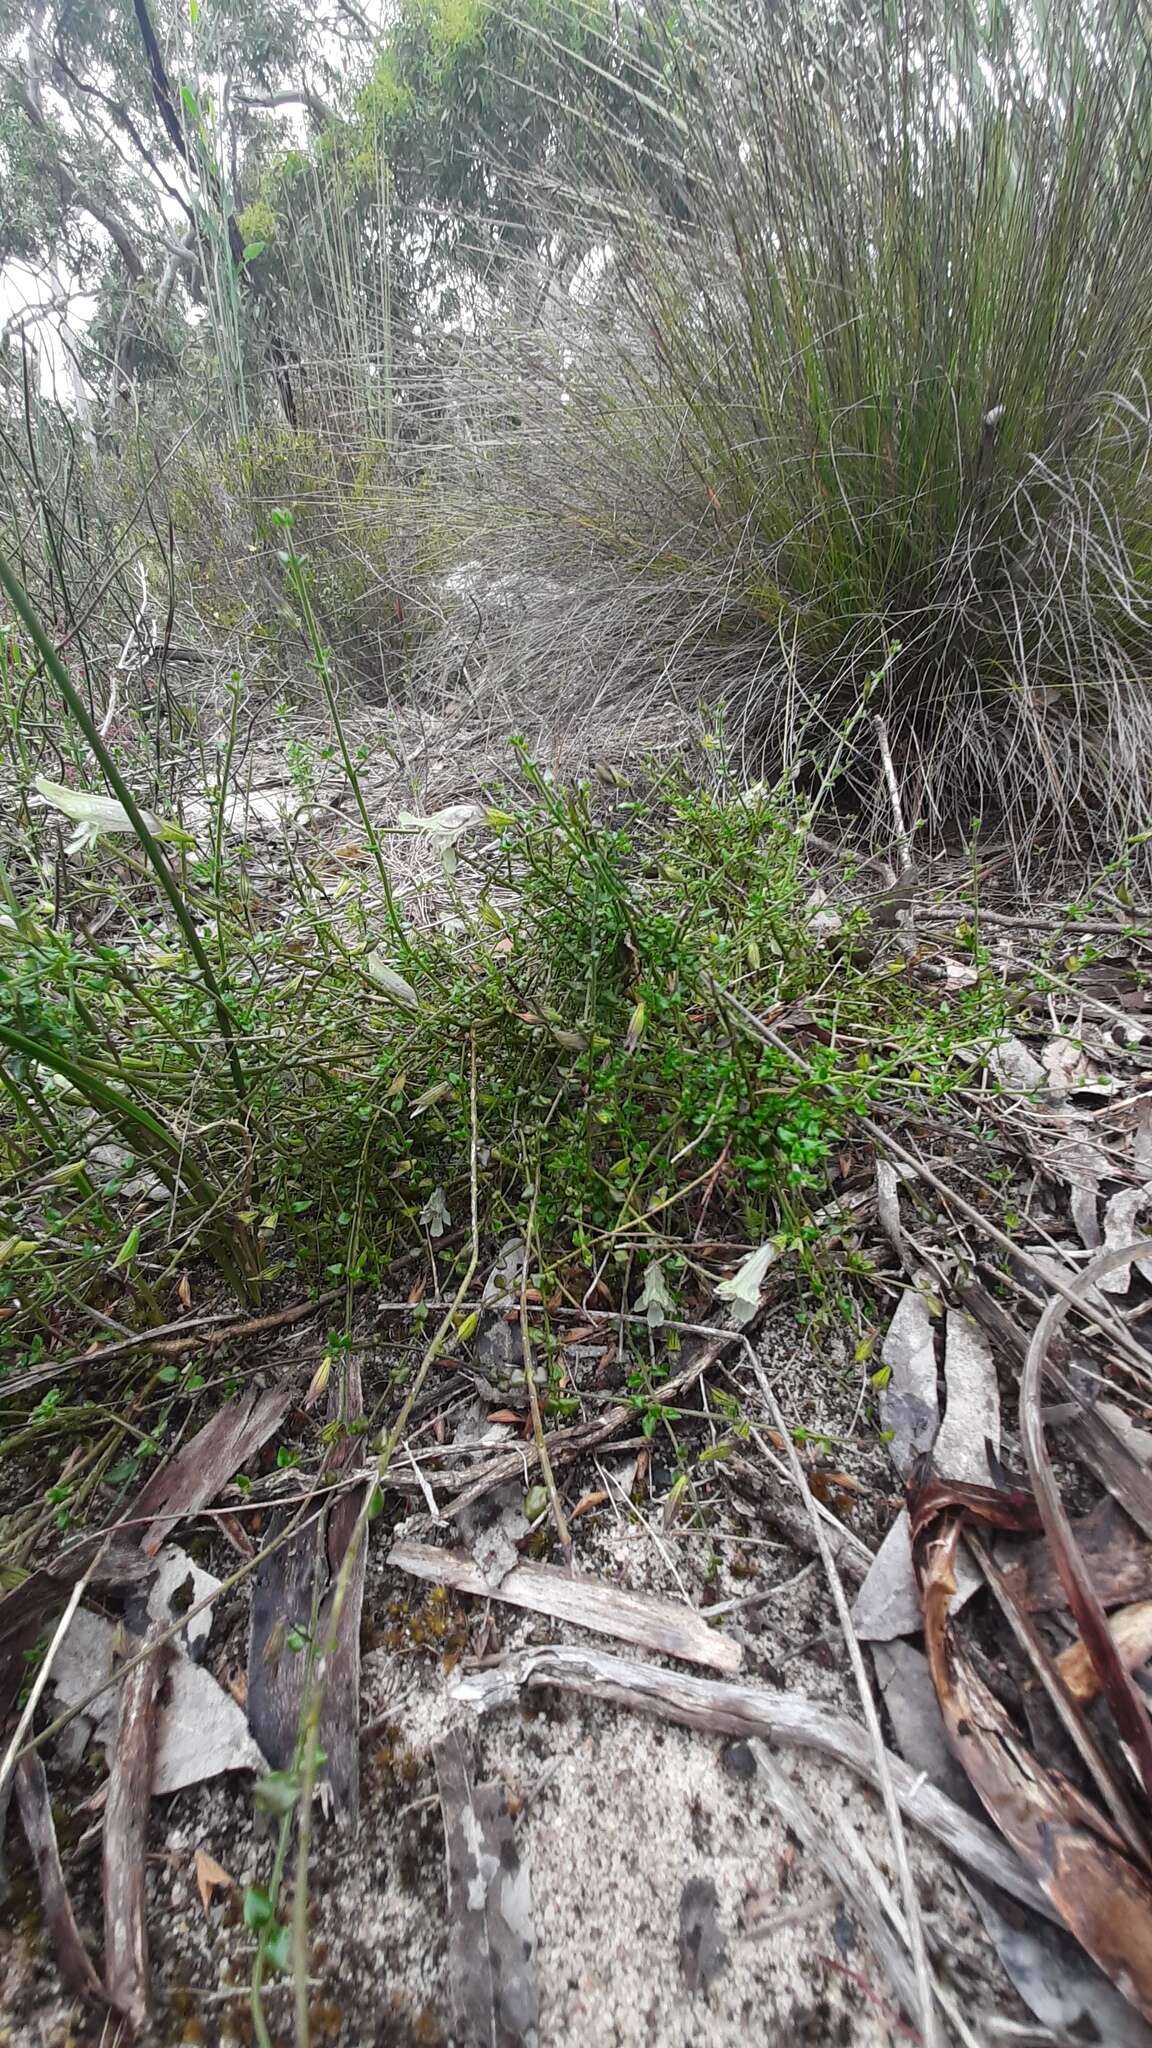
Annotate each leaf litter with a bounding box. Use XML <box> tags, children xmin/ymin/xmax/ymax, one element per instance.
<box><xmin>12</xmin><ymin>911</ymin><xmax>1152</xmax><ymax>2043</ymax></box>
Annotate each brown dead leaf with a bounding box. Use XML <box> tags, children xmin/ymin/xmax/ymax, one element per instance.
<box><xmin>194</xmin><ymin>1847</ymin><xmax>234</xmax><ymax>1916</ymax></box>
<box><xmin>810</xmin><ymin>1469</ymin><xmax>865</xmax><ymax>1513</ymax></box>
<box><xmin>571</xmin><ymin>1491</ymin><xmax>608</xmax><ymax>1521</ymax></box>
<box><xmin>177</xmin><ymin>1272</ymin><xmax>192</xmax><ymax>1310</ymax></box>
<box><xmin>1000</xmin><ymin>1497</ymin><xmax>1152</xmax><ymax>1614</ymax></box>
<box><xmin>129</xmin><ymin>1384</ymin><xmax>292</xmax><ymax>1556</ymax></box>
<box><xmin>915</xmin><ymin>1514</ymin><xmax>1152</xmax><ymax>2022</ymax></box>
<box><xmin>906</xmin><ymin>1469</ymin><xmax>1041</xmax><ymax>1541</ymax></box>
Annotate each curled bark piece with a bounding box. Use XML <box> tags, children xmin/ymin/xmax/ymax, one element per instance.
<box><xmin>907</xmin><ymin>1471</ymin><xmax>1040</xmax><ymax>1542</ymax></box>
<box><xmin>917</xmin><ymin>1515</ymin><xmax>1152</xmax><ymax>2023</ymax></box>
<box><xmin>103</xmin><ymin>1629</ymin><xmax>169</xmax><ymax>2029</ymax></box>
<box><xmin>965</xmin><ymin>1527</ymin><xmax>1149</xmax><ymax>1866</ymax></box>
<box><xmin>130</xmin><ymin>1383</ymin><xmax>293</xmax><ymax>1556</ymax></box>
<box><xmin>1021</xmin><ymin>1240</ymin><xmax>1152</xmax><ymax>1808</ymax></box>
<box><xmin>449</xmin><ymin>1643</ymin><xmax>1052</xmax><ymax>1919</ymax></box>
<box><xmin>15</xmin><ymin>1753</ymin><xmax>105</xmax><ymax>2005</ymax></box>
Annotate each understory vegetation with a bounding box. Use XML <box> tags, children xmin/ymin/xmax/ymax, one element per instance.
<box><xmin>1</xmin><ymin>0</ymin><xmax>1150</xmax><ymax>1489</ymax></box>
<box><xmin>0</xmin><ymin>557</ymin><xmax>1015</xmax><ymax>1478</ymax></box>
<box><xmin>6</xmin><ymin>5</ymin><xmax>1152</xmax><ymax>2036</ymax></box>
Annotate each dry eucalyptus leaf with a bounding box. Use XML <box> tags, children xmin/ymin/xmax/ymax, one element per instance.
<box><xmin>933</xmin><ymin>1311</ymin><xmax>999</xmax><ymax>1483</ymax></box>
<box><xmin>193</xmin><ymin>1847</ymin><xmax>234</xmax><ymax>1916</ymax></box>
<box><xmin>1099</xmin><ymin>1191</ymin><xmax>1152</xmax><ymax>1293</ymax></box>
<box><xmin>146</xmin><ymin>1544</ymin><xmax>219</xmax><ymax>1656</ymax></box>
<box><xmin>1042</xmin><ymin>1036</ymin><xmax>1098</xmax><ymax>1095</ymax></box>
<box><xmin>878</xmin><ymin>1288</ymin><xmax>939</xmax><ymax>1478</ymax></box>
<box><xmin>1051</xmin><ymin>1129</ymin><xmax>1111</xmax><ymax>1250</ymax></box>
<box><xmin>988</xmin><ymin>1037</ymin><xmax>1047</xmax><ymax>1093</ymax></box>
<box><xmin>52</xmin><ymin>1611</ymin><xmax>265</xmax><ymax>1794</ymax></box>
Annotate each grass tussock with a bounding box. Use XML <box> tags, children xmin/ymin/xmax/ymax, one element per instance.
<box><xmin>465</xmin><ymin>0</ymin><xmax>1152</xmax><ymax>869</ymax></box>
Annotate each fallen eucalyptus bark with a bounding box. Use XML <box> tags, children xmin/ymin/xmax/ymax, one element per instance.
<box><xmin>389</xmin><ymin>1541</ymin><xmax>742</xmax><ymax>1674</ymax></box>
<box><xmin>247</xmin><ymin>1361</ymin><xmax>368</xmax><ymax>1818</ymax></box>
<box><xmin>449</xmin><ymin>1643</ymin><xmax>1051</xmax><ymax>1920</ymax></box>
<box><xmin>103</xmin><ymin>1629</ymin><xmax>168</xmax><ymax>2030</ymax></box>
<box><xmin>433</xmin><ymin>1725</ymin><xmax>538</xmax><ymax>2047</ymax></box>
<box><xmin>130</xmin><ymin>1382</ymin><xmax>293</xmax><ymax>1557</ymax></box>
<box><xmin>15</xmin><ymin>1753</ymin><xmax>105</xmax><ymax>2005</ymax></box>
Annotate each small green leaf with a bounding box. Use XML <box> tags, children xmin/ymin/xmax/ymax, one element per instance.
<box><xmin>112</xmin><ymin>1225</ymin><xmax>140</xmax><ymax>1268</ymax></box>
<box><xmin>242</xmin><ymin>240</ymin><xmax>267</xmax><ymax>263</ymax></box>
<box><xmin>243</xmin><ymin>1884</ymin><xmax>275</xmax><ymax>1930</ymax></box>
<box><xmin>254</xmin><ymin>1770</ymin><xmax>301</xmax><ymax>1817</ymax></box>
<box><xmin>264</xmin><ymin>1921</ymin><xmax>292</xmax><ymax>1973</ymax></box>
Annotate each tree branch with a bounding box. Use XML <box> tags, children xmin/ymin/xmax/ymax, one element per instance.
<box><xmin>48</xmin><ymin>36</ymin><xmax>197</xmax><ymax>228</ymax></box>
<box><xmin>12</xmin><ymin>82</ymin><xmax>147</xmax><ymax>282</ymax></box>
<box><xmin>235</xmin><ymin>88</ymin><xmax>339</xmax><ymax>131</ymax></box>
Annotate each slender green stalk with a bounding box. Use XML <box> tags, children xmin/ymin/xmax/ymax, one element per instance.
<box><xmin>0</xmin><ymin>551</ymin><xmax>248</xmax><ymax>1102</ymax></box>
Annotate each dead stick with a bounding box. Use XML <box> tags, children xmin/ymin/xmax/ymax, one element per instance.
<box><xmin>450</xmin><ymin>1644</ymin><xmax>1052</xmax><ymax>1922</ymax></box>
<box><xmin>2</xmin><ymin>1291</ymin><xmax>342</xmax><ymax>1397</ymax></box>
